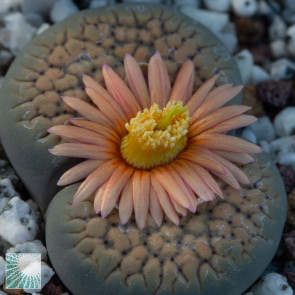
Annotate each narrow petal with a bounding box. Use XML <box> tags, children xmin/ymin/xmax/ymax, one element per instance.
<box><xmin>82</xmin><ymin>74</ymin><xmax>127</xmax><ymax>120</ymax></box>
<box><xmin>102</xmin><ymin>64</ymin><xmax>141</xmax><ymax>118</ymax></box>
<box><xmin>58</xmin><ymin>159</ymin><xmax>102</xmax><ymax>186</ymax></box>
<box><xmin>153</xmin><ymin>167</ymin><xmax>190</xmax><ymax>209</ymax></box>
<box><xmin>165</xmin><ymin>165</ymin><xmax>197</xmax><ymax>212</ymax></box>
<box><xmin>49</xmin><ymin>143</ymin><xmax>117</xmax><ymax>159</ymax></box>
<box><xmin>119</xmin><ymin>179</ymin><xmax>133</xmax><ymax>225</ymax></box>
<box><xmin>188</xmin><ymin>105</ymin><xmax>252</xmax><ymax>137</ymax></box>
<box><xmin>49</xmin><ymin>125</ymin><xmax>117</xmax><ymax>148</ymax></box>
<box><xmin>214</xmin><ymin>151</ymin><xmax>254</xmax><ymax>164</ymax></box>
<box><xmin>151</xmin><ymin>175</ymin><xmax>179</xmax><ymax>225</ymax></box>
<box><xmin>133</xmin><ymin>171</ymin><xmax>150</xmax><ymax>229</ymax></box>
<box><xmin>101</xmin><ymin>165</ymin><xmax>133</xmax><ymax>218</ymax></box>
<box><xmin>211</xmin><ymin>169</ymin><xmax>240</xmax><ymax>190</ymax></box>
<box><xmin>203</xmin><ymin>114</ymin><xmax>258</xmax><ymax>134</ymax></box>
<box><xmin>85</xmin><ymin>86</ymin><xmax>126</xmax><ymax>134</ymax></box>
<box><xmin>73</xmin><ymin>159</ymin><xmax>120</xmax><ymax>204</ymax></box>
<box><xmin>186</xmin><ymin>73</ymin><xmax>219</xmax><ymax>114</ymax></box>
<box><xmin>170</xmin><ymin>198</ymin><xmax>187</xmax><ymax>216</ymax></box>
<box><xmin>203</xmin><ymin>83</ymin><xmax>233</xmax><ymax>102</ymax></box>
<box><xmin>70</xmin><ymin>119</ymin><xmax>121</xmax><ymax>144</ymax></box>
<box><xmin>173</xmin><ymin>160</ymin><xmax>215</xmax><ymax>201</ymax></box>
<box><xmin>191</xmin><ymin>86</ymin><xmax>243</xmax><ymax>122</ymax></box>
<box><xmin>179</xmin><ymin>149</ymin><xmax>226</xmax><ymax>174</ymax></box>
<box><xmin>191</xmin><ymin>134</ymin><xmax>262</xmax><ymax>154</ymax></box>
<box><xmin>148</xmin><ymin>52</ymin><xmax>171</xmax><ymax>108</ymax></box>
<box><xmin>169</xmin><ymin>60</ymin><xmax>194</xmax><ymax>104</ymax></box>
<box><xmin>124</xmin><ymin>54</ymin><xmax>150</xmax><ymax>109</ymax></box>
<box><xmin>150</xmin><ymin>185</ymin><xmax>163</xmax><ymax>227</ymax></box>
<box><xmin>93</xmin><ymin>181</ymin><xmax>108</xmax><ymax>213</ymax></box>
<box><xmin>62</xmin><ymin>96</ymin><xmax>112</xmax><ymax>127</ymax></box>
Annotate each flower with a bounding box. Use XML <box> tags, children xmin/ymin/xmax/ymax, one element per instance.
<box><xmin>48</xmin><ymin>52</ymin><xmax>262</xmax><ymax>229</ymax></box>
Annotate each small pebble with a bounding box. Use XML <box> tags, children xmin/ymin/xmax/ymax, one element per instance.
<box><xmin>181</xmin><ymin>7</ymin><xmax>229</xmax><ymax>34</ymax></box>
<box><xmin>258</xmin><ymin>0</ymin><xmax>280</xmax><ymax>17</ymax></box>
<box><xmin>241</xmin><ymin>128</ymin><xmax>257</xmax><ymax>144</ymax></box>
<box><xmin>250</xmin><ymin>65</ymin><xmax>270</xmax><ymax>85</ymax></box>
<box><xmin>242</xmin><ymin>85</ymin><xmax>265</xmax><ymax>117</ymax></box>
<box><xmin>24</xmin><ymin>12</ymin><xmax>44</xmax><ymax>28</ymax></box>
<box><xmin>0</xmin><ymin>196</ymin><xmax>39</xmax><ymax>245</ymax></box>
<box><xmin>274</xmin><ymin>107</ymin><xmax>295</xmax><ymax>137</ymax></box>
<box><xmin>0</xmin><ymin>178</ymin><xmax>19</xmax><ymax>199</ymax></box>
<box><xmin>7</xmin><ymin>240</ymin><xmax>47</xmax><ymax>261</ymax></box>
<box><xmin>286</xmin><ymin>24</ymin><xmax>295</xmax><ymax>57</ymax></box>
<box><xmin>270</xmin><ymin>58</ymin><xmax>295</xmax><ymax>81</ymax></box>
<box><xmin>0</xmin><ymin>256</ymin><xmax>5</xmax><ymax>286</ymax></box>
<box><xmin>250</xmin><ymin>273</ymin><xmax>293</xmax><ymax>295</ymax></box>
<box><xmin>24</xmin><ymin>262</ymin><xmax>55</xmax><ymax>294</ymax></box>
<box><xmin>0</xmin><ymin>0</ymin><xmax>22</xmax><ymax>14</ymax></box>
<box><xmin>234</xmin><ymin>49</ymin><xmax>254</xmax><ymax>84</ymax></box>
<box><xmin>21</xmin><ymin>0</ymin><xmax>58</xmax><ymax>16</ymax></box>
<box><xmin>50</xmin><ymin>0</ymin><xmax>79</xmax><ymax>23</ymax></box>
<box><xmin>248</xmin><ymin>116</ymin><xmax>276</xmax><ymax>142</ymax></box>
<box><xmin>285</xmin><ymin>0</ymin><xmax>295</xmax><ymax>11</ymax></box>
<box><xmin>259</xmin><ymin>140</ymin><xmax>270</xmax><ymax>153</ymax></box>
<box><xmin>269</xmin><ymin>16</ymin><xmax>287</xmax><ymax>41</ymax></box>
<box><xmin>270</xmin><ymin>136</ymin><xmax>295</xmax><ymax>169</ymax></box>
<box><xmin>89</xmin><ymin>0</ymin><xmax>115</xmax><ymax>8</ymax></box>
<box><xmin>284</xmin><ymin>260</ymin><xmax>295</xmax><ymax>272</ymax></box>
<box><xmin>283</xmin><ymin>272</ymin><xmax>295</xmax><ymax>290</ymax></box>
<box><xmin>203</xmin><ymin>0</ymin><xmax>231</xmax><ymax>12</ymax></box>
<box><xmin>235</xmin><ymin>17</ymin><xmax>264</xmax><ymax>44</ymax></box>
<box><xmin>250</xmin><ymin>45</ymin><xmax>272</xmax><ymax>66</ymax></box>
<box><xmin>36</xmin><ymin>23</ymin><xmax>50</xmax><ymax>35</ymax></box>
<box><xmin>271</xmin><ymin>39</ymin><xmax>287</xmax><ymax>58</ymax></box>
<box><xmin>0</xmin><ymin>12</ymin><xmax>36</xmax><ymax>56</ymax></box>
<box><xmin>231</xmin><ymin>0</ymin><xmax>258</xmax><ymax>17</ymax></box>
<box><xmin>258</xmin><ymin>80</ymin><xmax>292</xmax><ymax>108</ymax></box>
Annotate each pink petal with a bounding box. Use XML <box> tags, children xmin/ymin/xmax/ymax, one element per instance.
<box><xmin>119</xmin><ymin>179</ymin><xmax>133</xmax><ymax>225</ymax></box>
<box><xmin>49</xmin><ymin>143</ymin><xmax>117</xmax><ymax>159</ymax></box>
<box><xmin>57</xmin><ymin>159</ymin><xmax>102</xmax><ymax>186</ymax></box>
<box><xmin>62</xmin><ymin>96</ymin><xmax>112</xmax><ymax>127</ymax></box>
<box><xmin>152</xmin><ymin>167</ymin><xmax>190</xmax><ymax>209</ymax></box>
<box><xmin>132</xmin><ymin>171</ymin><xmax>150</xmax><ymax>229</ymax></box>
<box><xmin>93</xmin><ymin>181</ymin><xmax>108</xmax><ymax>213</ymax></box>
<box><xmin>150</xmin><ymin>185</ymin><xmax>163</xmax><ymax>227</ymax></box>
<box><xmin>186</xmin><ymin>73</ymin><xmax>219</xmax><ymax>114</ymax></box>
<box><xmin>203</xmin><ymin>83</ymin><xmax>233</xmax><ymax>102</ymax></box>
<box><xmin>124</xmin><ymin>54</ymin><xmax>150</xmax><ymax>109</ymax></box>
<box><xmin>170</xmin><ymin>197</ymin><xmax>187</xmax><ymax>216</ymax></box>
<box><xmin>102</xmin><ymin>64</ymin><xmax>141</xmax><ymax>118</ymax></box>
<box><xmin>73</xmin><ymin>159</ymin><xmax>120</xmax><ymax>204</ymax></box>
<box><xmin>148</xmin><ymin>52</ymin><xmax>171</xmax><ymax>108</ymax></box>
<box><xmin>151</xmin><ymin>175</ymin><xmax>179</xmax><ymax>225</ymax></box>
<box><xmin>101</xmin><ymin>165</ymin><xmax>133</xmax><ymax>218</ymax></box>
<box><xmin>214</xmin><ymin>151</ymin><xmax>254</xmax><ymax>164</ymax></box>
<box><xmin>169</xmin><ymin>60</ymin><xmax>194</xmax><ymax>104</ymax></box>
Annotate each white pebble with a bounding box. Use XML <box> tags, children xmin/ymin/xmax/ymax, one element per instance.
<box><xmin>22</xmin><ymin>0</ymin><xmax>58</xmax><ymax>16</ymax></box>
<box><xmin>271</xmin><ymin>39</ymin><xmax>287</xmax><ymax>58</ymax></box>
<box><xmin>286</xmin><ymin>24</ymin><xmax>295</xmax><ymax>57</ymax></box>
<box><xmin>24</xmin><ymin>262</ymin><xmax>55</xmax><ymax>294</ymax></box>
<box><xmin>250</xmin><ymin>273</ymin><xmax>293</xmax><ymax>295</ymax></box>
<box><xmin>250</xmin><ymin>65</ymin><xmax>270</xmax><ymax>85</ymax></box>
<box><xmin>270</xmin><ymin>136</ymin><xmax>295</xmax><ymax>168</ymax></box>
<box><xmin>269</xmin><ymin>16</ymin><xmax>287</xmax><ymax>40</ymax></box>
<box><xmin>181</xmin><ymin>7</ymin><xmax>229</xmax><ymax>35</ymax></box>
<box><xmin>0</xmin><ymin>178</ymin><xmax>19</xmax><ymax>198</ymax></box>
<box><xmin>248</xmin><ymin>116</ymin><xmax>276</xmax><ymax>142</ymax></box>
<box><xmin>258</xmin><ymin>0</ymin><xmax>279</xmax><ymax>17</ymax></box>
<box><xmin>231</xmin><ymin>0</ymin><xmax>258</xmax><ymax>17</ymax></box>
<box><xmin>241</xmin><ymin>128</ymin><xmax>257</xmax><ymax>144</ymax></box>
<box><xmin>24</xmin><ymin>12</ymin><xmax>44</xmax><ymax>28</ymax></box>
<box><xmin>0</xmin><ymin>12</ymin><xmax>36</xmax><ymax>56</ymax></box>
<box><xmin>259</xmin><ymin>140</ymin><xmax>270</xmax><ymax>153</ymax></box>
<box><xmin>270</xmin><ymin>58</ymin><xmax>295</xmax><ymax>81</ymax></box>
<box><xmin>7</xmin><ymin>240</ymin><xmax>47</xmax><ymax>261</ymax></box>
<box><xmin>0</xmin><ymin>197</ymin><xmax>39</xmax><ymax>245</ymax></box>
<box><xmin>0</xmin><ymin>0</ymin><xmax>22</xmax><ymax>14</ymax></box>
<box><xmin>203</xmin><ymin>0</ymin><xmax>231</xmax><ymax>12</ymax></box>
<box><xmin>234</xmin><ymin>49</ymin><xmax>254</xmax><ymax>84</ymax></box>
<box><xmin>0</xmin><ymin>256</ymin><xmax>5</xmax><ymax>286</ymax></box>
<box><xmin>274</xmin><ymin>107</ymin><xmax>295</xmax><ymax>137</ymax></box>
<box><xmin>36</xmin><ymin>23</ymin><xmax>50</xmax><ymax>35</ymax></box>
<box><xmin>50</xmin><ymin>0</ymin><xmax>78</xmax><ymax>23</ymax></box>
<box><xmin>89</xmin><ymin>0</ymin><xmax>115</xmax><ymax>8</ymax></box>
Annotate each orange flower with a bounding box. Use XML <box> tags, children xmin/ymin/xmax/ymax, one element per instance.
<box><xmin>48</xmin><ymin>52</ymin><xmax>261</xmax><ymax>229</ymax></box>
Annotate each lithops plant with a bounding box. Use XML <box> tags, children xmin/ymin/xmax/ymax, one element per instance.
<box><xmin>46</xmin><ymin>153</ymin><xmax>286</xmax><ymax>295</ymax></box>
<box><xmin>0</xmin><ymin>4</ymin><xmax>242</xmax><ymax>211</ymax></box>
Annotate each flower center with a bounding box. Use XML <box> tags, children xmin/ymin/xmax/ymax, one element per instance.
<box><xmin>120</xmin><ymin>101</ymin><xmax>190</xmax><ymax>169</ymax></box>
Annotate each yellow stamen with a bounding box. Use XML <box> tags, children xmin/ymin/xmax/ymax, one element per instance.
<box><xmin>121</xmin><ymin>101</ymin><xmax>190</xmax><ymax>169</ymax></box>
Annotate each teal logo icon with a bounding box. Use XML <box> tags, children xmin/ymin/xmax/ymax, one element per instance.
<box><xmin>6</xmin><ymin>253</ymin><xmax>41</xmax><ymax>289</ymax></box>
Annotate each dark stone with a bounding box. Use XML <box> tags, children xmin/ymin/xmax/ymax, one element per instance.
<box><xmin>277</xmin><ymin>164</ymin><xmax>295</xmax><ymax>194</ymax></box>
